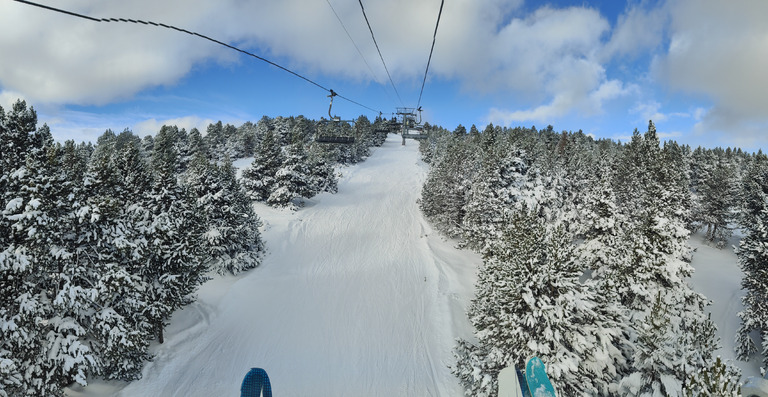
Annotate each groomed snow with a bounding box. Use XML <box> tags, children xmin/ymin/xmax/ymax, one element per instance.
<box><xmin>688</xmin><ymin>231</ymin><xmax>764</xmax><ymax>380</ymax></box>
<box><xmin>63</xmin><ymin>133</ymin><xmax>765</xmax><ymax>396</ymax></box>
<box><xmin>67</xmin><ymin>134</ymin><xmax>481</xmax><ymax>396</ymax></box>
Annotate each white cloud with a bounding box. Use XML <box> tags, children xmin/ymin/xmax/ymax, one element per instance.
<box><xmin>631</xmin><ymin>101</ymin><xmax>668</xmax><ymax>123</ymax></box>
<box><xmin>9</xmin><ymin>0</ymin><xmax>765</xmax><ymax>151</ymax></box>
<box><xmin>133</xmin><ymin>116</ymin><xmax>221</xmax><ymax>137</ymax></box>
<box><xmin>652</xmin><ymin>0</ymin><xmax>768</xmax><ymax>147</ymax></box>
<box><xmin>601</xmin><ymin>4</ymin><xmax>666</xmax><ymax>61</ymax></box>
<box><xmin>1</xmin><ymin>0</ymin><xmax>631</xmax><ymax>126</ymax></box>
<box><xmin>464</xmin><ymin>5</ymin><xmax>642</xmax><ymax>126</ymax></box>
<box><xmin>0</xmin><ymin>90</ymin><xmax>27</xmax><ymax>110</ymax></box>
<box><xmin>657</xmin><ymin>130</ymin><xmax>682</xmax><ymax>140</ymax></box>
<box><xmin>0</xmin><ymin>0</ymin><xmax>477</xmax><ymax>106</ymax></box>
<box><xmin>0</xmin><ymin>0</ymin><xmax>231</xmax><ymax>106</ymax></box>
<box><xmin>487</xmin><ymin>77</ymin><xmax>634</xmax><ymax>125</ymax></box>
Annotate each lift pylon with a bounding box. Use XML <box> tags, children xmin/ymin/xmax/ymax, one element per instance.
<box><xmin>396</xmin><ymin>107</ymin><xmax>428</xmax><ymax>145</ymax></box>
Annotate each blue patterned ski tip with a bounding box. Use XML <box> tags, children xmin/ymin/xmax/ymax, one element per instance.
<box><xmin>241</xmin><ymin>367</ymin><xmax>272</xmax><ymax>397</ymax></box>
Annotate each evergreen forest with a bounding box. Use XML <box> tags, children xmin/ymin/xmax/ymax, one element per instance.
<box><xmin>417</xmin><ymin>122</ymin><xmax>765</xmax><ymax>396</ymax></box>
<box><xmin>0</xmin><ymin>100</ymin><xmax>387</xmax><ymax>395</ymax></box>
<box><xmin>3</xmin><ymin>99</ymin><xmax>768</xmax><ymax>396</ymax></box>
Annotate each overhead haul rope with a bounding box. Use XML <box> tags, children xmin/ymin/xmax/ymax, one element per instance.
<box><xmin>12</xmin><ymin>0</ymin><xmax>383</xmax><ymax>115</ymax></box>
<box><xmin>416</xmin><ymin>0</ymin><xmax>445</xmax><ymax>109</ymax></box>
<box><xmin>324</xmin><ymin>0</ymin><xmax>397</xmax><ymax>109</ymax></box>
<box><xmin>357</xmin><ymin>0</ymin><xmax>404</xmax><ymax>107</ymax></box>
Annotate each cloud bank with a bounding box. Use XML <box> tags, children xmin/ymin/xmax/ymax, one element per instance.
<box><xmin>1</xmin><ymin>0</ymin><xmax>766</xmax><ymax>148</ymax></box>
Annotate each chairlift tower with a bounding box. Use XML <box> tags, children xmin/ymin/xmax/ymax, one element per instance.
<box><xmin>396</xmin><ymin>107</ymin><xmax>428</xmax><ymax>145</ymax></box>
<box><xmin>396</xmin><ymin>107</ymin><xmax>416</xmax><ymax>145</ymax></box>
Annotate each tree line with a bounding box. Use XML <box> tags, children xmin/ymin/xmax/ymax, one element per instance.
<box><xmin>0</xmin><ymin>100</ymin><xmax>387</xmax><ymax>395</ymax></box>
<box><xmin>418</xmin><ymin>121</ymin><xmax>760</xmax><ymax>396</ymax></box>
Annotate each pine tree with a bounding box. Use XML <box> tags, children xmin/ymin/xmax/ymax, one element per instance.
<box><xmin>0</xmin><ymin>105</ymin><xmax>96</xmax><ymax>395</ymax></box>
<box><xmin>79</xmin><ymin>129</ymin><xmax>154</xmax><ymax>380</ymax></box>
<box><xmin>454</xmin><ymin>209</ymin><xmax>628</xmax><ymax>396</ymax></box>
<box><xmin>420</xmin><ymin>134</ymin><xmax>473</xmax><ymax>238</ymax></box>
<box><xmin>142</xmin><ymin>125</ymin><xmax>207</xmax><ymax>345</ymax></box>
<box><xmin>307</xmin><ymin>144</ymin><xmax>338</xmax><ymax>195</ymax></box>
<box><xmin>242</xmin><ymin>127</ymin><xmax>283</xmax><ymax>201</ymax></box>
<box><xmin>697</xmin><ymin>153</ymin><xmax>736</xmax><ymax>247</ymax></box>
<box><xmin>268</xmin><ymin>140</ymin><xmax>314</xmax><ymax>207</ymax></box>
<box><xmin>741</xmin><ymin>152</ymin><xmax>768</xmax><ymax>226</ymax></box>
<box><xmin>683</xmin><ymin>356</ymin><xmax>741</xmax><ymax>397</ymax></box>
<box><xmin>461</xmin><ymin>154</ymin><xmax>509</xmax><ymax>251</ymax></box>
<box><xmin>186</xmin><ymin>155</ymin><xmax>264</xmax><ymax>274</ymax></box>
<box><xmin>736</xmin><ymin>205</ymin><xmax>768</xmax><ymax>365</ymax></box>
<box><xmin>619</xmin><ymin>292</ymin><xmax>682</xmax><ymax>397</ymax></box>
<box><xmin>462</xmin><ymin>149</ymin><xmax>527</xmax><ymax>251</ymax></box>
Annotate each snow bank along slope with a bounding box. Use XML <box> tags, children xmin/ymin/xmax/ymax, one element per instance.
<box><xmin>115</xmin><ymin>134</ymin><xmax>481</xmax><ymax>396</ymax></box>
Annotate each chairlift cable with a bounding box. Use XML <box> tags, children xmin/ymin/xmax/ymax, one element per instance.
<box><xmin>324</xmin><ymin>0</ymin><xmax>393</xmax><ymax>105</ymax></box>
<box><xmin>357</xmin><ymin>0</ymin><xmax>404</xmax><ymax>107</ymax></box>
<box><xmin>12</xmin><ymin>0</ymin><xmax>384</xmax><ymax>115</ymax></box>
<box><xmin>416</xmin><ymin>0</ymin><xmax>445</xmax><ymax>109</ymax></box>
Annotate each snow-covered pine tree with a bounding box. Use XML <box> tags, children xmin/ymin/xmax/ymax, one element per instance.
<box><xmin>204</xmin><ymin>121</ymin><xmax>226</xmax><ymax>160</ymax></box>
<box><xmin>186</xmin><ymin>155</ymin><xmax>264</xmax><ymax>274</ymax></box>
<box><xmin>661</xmin><ymin>141</ymin><xmax>693</xmax><ymax>229</ymax></box>
<box><xmin>242</xmin><ymin>126</ymin><xmax>283</xmax><ymax>201</ymax></box>
<box><xmin>142</xmin><ymin>125</ymin><xmax>207</xmax><ymax>345</ymax></box>
<box><xmin>741</xmin><ymin>152</ymin><xmax>768</xmax><ymax>227</ymax></box>
<box><xmin>619</xmin><ymin>292</ymin><xmax>682</xmax><ymax>397</ymax></box>
<box><xmin>461</xmin><ymin>154</ymin><xmax>510</xmax><ymax>252</ymax></box>
<box><xmin>268</xmin><ymin>140</ymin><xmax>314</xmax><ymax>207</ymax></box>
<box><xmin>736</xmin><ymin>204</ymin><xmax>768</xmax><ymax>365</ymax></box>
<box><xmin>577</xmin><ymin>160</ymin><xmax>634</xmax><ymax>315</ymax></box>
<box><xmin>682</xmin><ymin>356</ymin><xmax>741</xmax><ymax>397</ymax></box>
<box><xmin>420</xmin><ymin>131</ymin><xmax>474</xmax><ymax>238</ymax></box>
<box><xmin>228</xmin><ymin>121</ymin><xmax>257</xmax><ymax>159</ymax></box>
<box><xmin>462</xmin><ymin>148</ymin><xmax>527</xmax><ymax>251</ymax></box>
<box><xmin>78</xmin><ymin>130</ymin><xmax>154</xmax><ymax>380</ymax></box>
<box><xmin>0</xmin><ymin>103</ymin><xmax>96</xmax><ymax>395</ymax></box>
<box><xmin>454</xmin><ymin>208</ymin><xmax>628</xmax><ymax>396</ymax></box>
<box><xmin>186</xmin><ymin>127</ymin><xmax>209</xmax><ymax>160</ymax></box>
<box><xmin>696</xmin><ymin>151</ymin><xmax>736</xmax><ymax>247</ymax></box>
<box><xmin>350</xmin><ymin>115</ymin><xmax>373</xmax><ymax>162</ymax></box>
<box><xmin>306</xmin><ymin>144</ymin><xmax>338</xmax><ymax>195</ymax></box>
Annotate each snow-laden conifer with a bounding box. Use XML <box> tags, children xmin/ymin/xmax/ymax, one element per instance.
<box><xmin>186</xmin><ymin>155</ymin><xmax>264</xmax><ymax>274</ymax></box>
<box><xmin>268</xmin><ymin>141</ymin><xmax>314</xmax><ymax>207</ymax></box>
<box><xmin>454</xmin><ymin>208</ymin><xmax>628</xmax><ymax>396</ymax></box>
<box><xmin>736</xmin><ymin>204</ymin><xmax>768</xmax><ymax>365</ymax></box>
<box><xmin>242</xmin><ymin>126</ymin><xmax>283</xmax><ymax>201</ymax></box>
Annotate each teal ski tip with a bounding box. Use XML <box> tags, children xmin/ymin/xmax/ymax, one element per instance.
<box><xmin>241</xmin><ymin>368</ymin><xmax>272</xmax><ymax>397</ymax></box>
<box><xmin>525</xmin><ymin>357</ymin><xmax>556</xmax><ymax>397</ymax></box>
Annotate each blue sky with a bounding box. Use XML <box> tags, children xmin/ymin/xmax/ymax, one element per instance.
<box><xmin>1</xmin><ymin>0</ymin><xmax>767</xmax><ymax>152</ymax></box>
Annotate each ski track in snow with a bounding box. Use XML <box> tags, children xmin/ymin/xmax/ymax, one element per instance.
<box><xmin>689</xmin><ymin>231</ymin><xmax>764</xmax><ymax>380</ymax></box>
<box><xmin>70</xmin><ymin>134</ymin><xmax>480</xmax><ymax>396</ymax></box>
<box><xmin>62</xmin><ymin>133</ymin><xmax>766</xmax><ymax>396</ymax></box>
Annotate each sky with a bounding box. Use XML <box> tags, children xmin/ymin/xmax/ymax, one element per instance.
<box><xmin>1</xmin><ymin>0</ymin><xmax>767</xmax><ymax>152</ymax></box>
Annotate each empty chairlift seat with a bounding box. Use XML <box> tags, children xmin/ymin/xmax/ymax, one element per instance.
<box><xmin>315</xmin><ymin>134</ymin><xmax>355</xmax><ymax>144</ymax></box>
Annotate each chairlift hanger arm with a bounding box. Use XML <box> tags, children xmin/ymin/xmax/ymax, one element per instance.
<box><xmin>326</xmin><ymin>89</ymin><xmax>355</xmax><ymax>123</ymax></box>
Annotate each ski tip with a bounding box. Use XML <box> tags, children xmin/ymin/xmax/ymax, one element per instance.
<box><xmin>241</xmin><ymin>368</ymin><xmax>272</xmax><ymax>397</ymax></box>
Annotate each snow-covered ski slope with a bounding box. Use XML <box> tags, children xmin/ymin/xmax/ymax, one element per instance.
<box><xmin>89</xmin><ymin>134</ymin><xmax>480</xmax><ymax>396</ymax></box>
<box><xmin>64</xmin><ymin>134</ymin><xmax>763</xmax><ymax>396</ymax></box>
<box><xmin>689</xmin><ymin>231</ymin><xmax>763</xmax><ymax>378</ymax></box>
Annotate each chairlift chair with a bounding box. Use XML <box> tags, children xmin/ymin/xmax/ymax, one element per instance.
<box><xmin>401</xmin><ymin>106</ymin><xmax>428</xmax><ymax>140</ymax></box>
<box><xmin>315</xmin><ymin>90</ymin><xmax>356</xmax><ymax>144</ymax></box>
